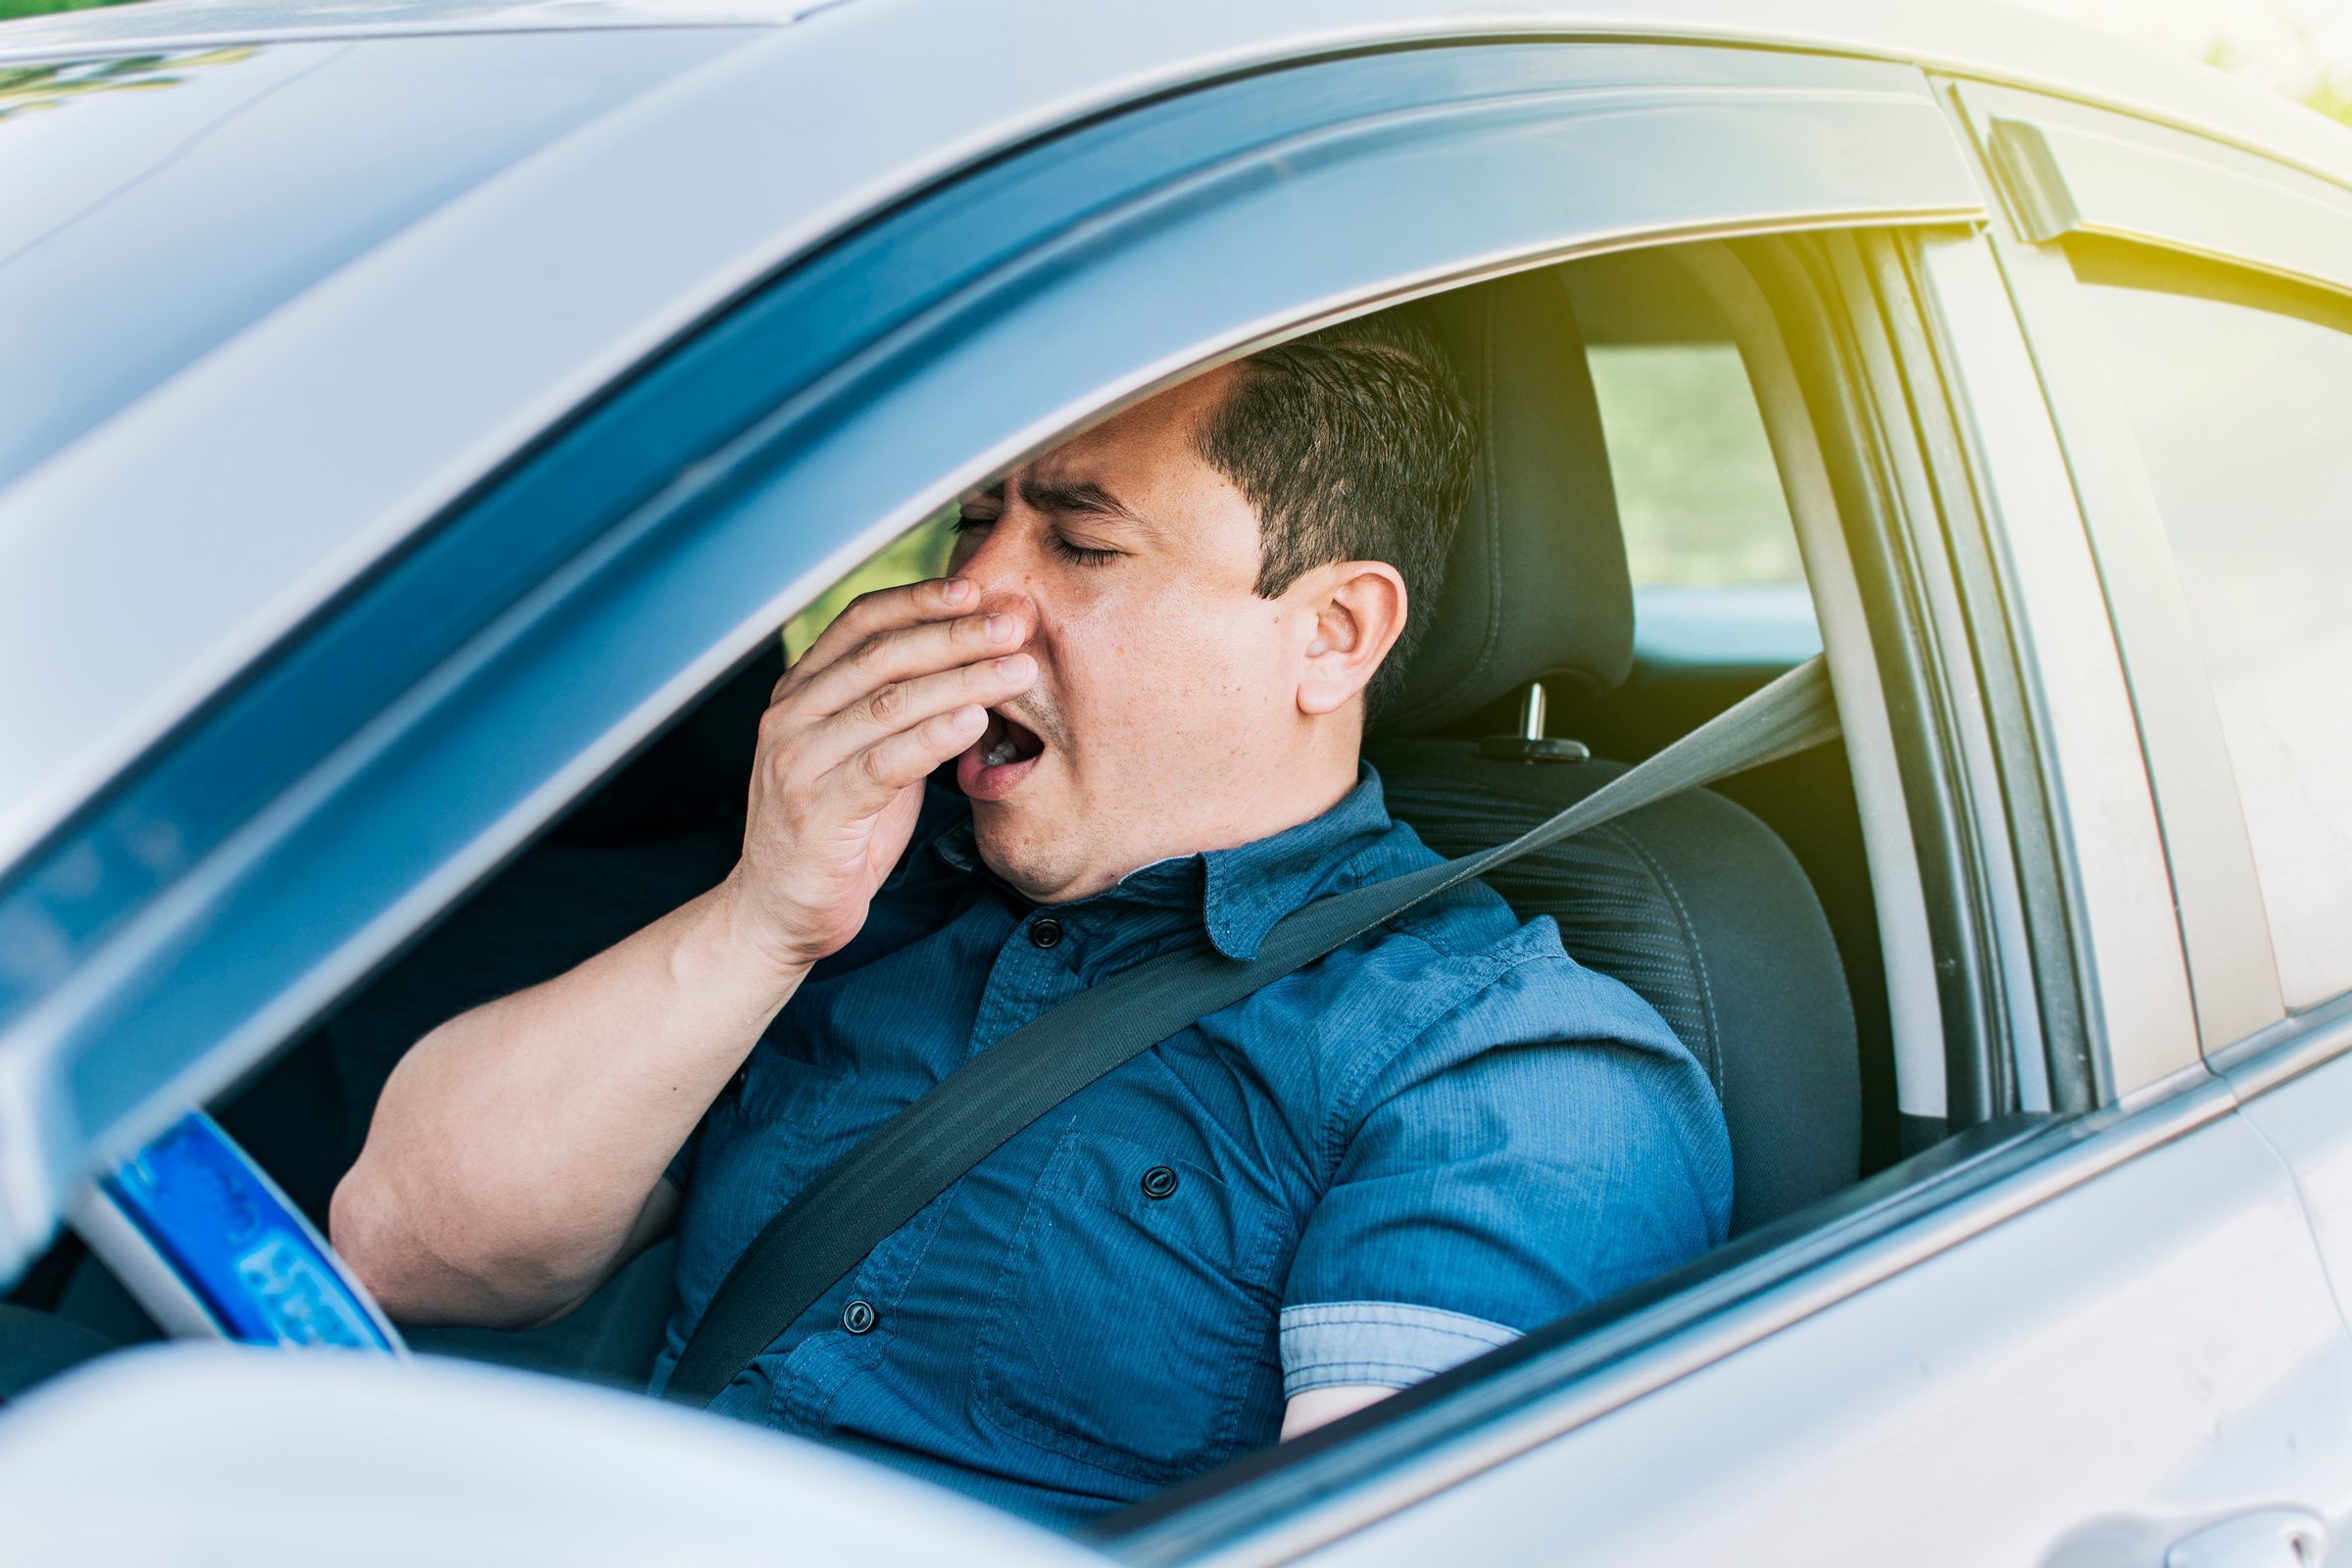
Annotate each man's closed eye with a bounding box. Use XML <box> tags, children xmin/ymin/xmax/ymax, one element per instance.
<box><xmin>1047</xmin><ymin>532</ymin><xmax>1121</xmax><ymax>567</ymax></box>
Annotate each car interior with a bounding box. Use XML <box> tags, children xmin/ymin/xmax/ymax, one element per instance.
<box><xmin>0</xmin><ymin>238</ymin><xmax>1914</xmax><ymax>1458</ymax></box>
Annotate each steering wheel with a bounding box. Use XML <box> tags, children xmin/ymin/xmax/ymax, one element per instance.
<box><xmin>71</xmin><ymin>1112</ymin><xmax>404</xmax><ymax>1354</ymax></box>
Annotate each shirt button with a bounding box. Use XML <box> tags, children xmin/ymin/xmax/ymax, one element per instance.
<box><xmin>725</xmin><ymin>1064</ymin><xmax>749</xmax><ymax>1097</ymax></box>
<box><xmin>1140</xmin><ymin>1165</ymin><xmax>1180</xmax><ymax>1200</ymax></box>
<box><xmin>1029</xmin><ymin>917</ymin><xmax>1063</xmax><ymax>950</ymax></box>
<box><xmin>841</xmin><ymin>1298</ymin><xmax>877</xmax><ymax>1335</ymax></box>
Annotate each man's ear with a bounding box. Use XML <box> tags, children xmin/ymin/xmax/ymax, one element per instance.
<box><xmin>1296</xmin><ymin>562</ymin><xmax>1408</xmax><ymax>717</ymax></box>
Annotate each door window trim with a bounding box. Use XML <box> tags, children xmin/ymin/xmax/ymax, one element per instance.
<box><xmin>1895</xmin><ymin>225</ymin><xmax>2200</xmax><ymax>1101</ymax></box>
<box><xmin>1728</xmin><ymin>229</ymin><xmax>2074</xmax><ymax>1127</ymax></box>
<box><xmin>1953</xmin><ymin>79</ymin><xmax>2352</xmax><ymax>301</ymax></box>
<box><xmin>1856</xmin><ymin>227</ymin><xmax>2096</xmax><ymax>1114</ymax></box>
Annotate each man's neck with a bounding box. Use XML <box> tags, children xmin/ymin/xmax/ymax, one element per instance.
<box><xmin>984</xmin><ymin>733</ymin><xmax>1363</xmax><ymax>906</ymax></box>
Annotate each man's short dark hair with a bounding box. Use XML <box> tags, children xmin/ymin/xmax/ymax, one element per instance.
<box><xmin>1194</xmin><ymin>306</ymin><xmax>1477</xmax><ymax>715</ymax></box>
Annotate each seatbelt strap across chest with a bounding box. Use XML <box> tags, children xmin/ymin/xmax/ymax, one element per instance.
<box><xmin>662</xmin><ymin>655</ymin><xmax>1838</xmax><ymax>1407</ymax></box>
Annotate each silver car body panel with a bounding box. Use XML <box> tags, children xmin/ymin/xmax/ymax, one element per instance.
<box><xmin>2229</xmin><ymin>998</ymin><xmax>2352</xmax><ymax>1331</ymax></box>
<box><xmin>1</xmin><ymin>0</ymin><xmax>2348</xmax><ymax>881</ymax></box>
<box><xmin>0</xmin><ymin>1344</ymin><xmax>1110</xmax><ymax>1566</ymax></box>
<box><xmin>0</xmin><ymin>31</ymin><xmax>754</xmax><ymax>494</ymax></box>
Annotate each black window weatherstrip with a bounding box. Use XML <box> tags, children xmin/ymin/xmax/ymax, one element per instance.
<box><xmin>1865</xmin><ymin>229</ymin><xmax>2099</xmax><ymax>1115</ymax></box>
<box><xmin>0</xmin><ymin>40</ymin><xmax>1982</xmax><ymax>1264</ymax></box>
<box><xmin>1755</xmin><ymin>228</ymin><xmax>2089</xmax><ymax>1124</ymax></box>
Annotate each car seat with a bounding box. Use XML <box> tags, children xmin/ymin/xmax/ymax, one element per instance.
<box><xmin>1367</xmin><ymin>268</ymin><xmax>1861</xmax><ymax>1236</ymax></box>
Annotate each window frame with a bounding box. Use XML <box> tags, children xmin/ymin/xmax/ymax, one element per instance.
<box><xmin>1727</xmin><ymin>229</ymin><xmax>2095</xmax><ymax>1129</ymax></box>
<box><xmin>1104</xmin><ymin>216</ymin><xmax>2175</xmax><ymax>1556</ymax></box>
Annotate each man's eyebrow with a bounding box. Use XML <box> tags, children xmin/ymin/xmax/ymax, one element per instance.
<box><xmin>1017</xmin><ymin>475</ymin><xmax>1143</xmax><ymax>525</ymax></box>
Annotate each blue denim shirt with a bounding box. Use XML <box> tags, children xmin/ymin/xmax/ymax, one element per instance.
<box><xmin>653</xmin><ymin>767</ymin><xmax>1730</xmax><ymax>1525</ymax></box>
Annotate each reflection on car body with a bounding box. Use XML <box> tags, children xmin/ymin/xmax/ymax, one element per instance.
<box><xmin>1</xmin><ymin>0</ymin><xmax>2350</xmax><ymax>1562</ymax></box>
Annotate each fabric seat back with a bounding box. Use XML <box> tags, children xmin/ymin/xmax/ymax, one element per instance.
<box><xmin>1371</xmin><ymin>266</ymin><xmax>1861</xmax><ymax>1233</ymax></box>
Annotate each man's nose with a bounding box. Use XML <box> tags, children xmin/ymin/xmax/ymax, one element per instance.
<box><xmin>950</xmin><ymin>530</ymin><xmax>1040</xmax><ymax>637</ymax></box>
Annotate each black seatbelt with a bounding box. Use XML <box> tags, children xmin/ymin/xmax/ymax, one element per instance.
<box><xmin>662</xmin><ymin>655</ymin><xmax>1838</xmax><ymax>1406</ymax></box>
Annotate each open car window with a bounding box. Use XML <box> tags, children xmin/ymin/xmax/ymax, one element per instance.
<box><xmin>7</xmin><ymin>233</ymin><xmax>1955</xmax><ymax>1472</ymax></box>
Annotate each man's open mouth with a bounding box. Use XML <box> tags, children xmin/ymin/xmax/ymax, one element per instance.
<box><xmin>958</xmin><ymin>708</ymin><xmax>1046</xmax><ymax>800</ymax></box>
<box><xmin>981</xmin><ymin>710</ymin><xmax>1044</xmax><ymax>768</ymax></box>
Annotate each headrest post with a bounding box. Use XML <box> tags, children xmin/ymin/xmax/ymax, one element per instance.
<box><xmin>1477</xmin><ymin>678</ymin><xmax>1590</xmax><ymax>765</ymax></box>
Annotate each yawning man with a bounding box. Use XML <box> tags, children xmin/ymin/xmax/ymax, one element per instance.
<box><xmin>332</xmin><ymin>308</ymin><xmax>1731</xmax><ymax>1525</ymax></box>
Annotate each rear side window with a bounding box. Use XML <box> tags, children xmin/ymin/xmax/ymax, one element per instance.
<box><xmin>1568</xmin><ymin>256</ymin><xmax>1816</xmax><ymax>671</ymax></box>
<box><xmin>2074</xmin><ymin>259</ymin><xmax>2352</xmax><ymax>1009</ymax></box>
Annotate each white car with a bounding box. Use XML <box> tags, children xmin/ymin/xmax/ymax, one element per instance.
<box><xmin>1</xmin><ymin>1</ymin><xmax>2349</xmax><ymax>1563</ymax></box>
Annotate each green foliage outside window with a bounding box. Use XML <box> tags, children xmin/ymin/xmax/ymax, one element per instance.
<box><xmin>2</xmin><ymin>0</ymin><xmax>143</xmax><ymax>23</ymax></box>
<box><xmin>780</xmin><ymin>506</ymin><xmax>960</xmax><ymax>662</ymax></box>
<box><xmin>1587</xmin><ymin>343</ymin><xmax>1804</xmax><ymax>587</ymax></box>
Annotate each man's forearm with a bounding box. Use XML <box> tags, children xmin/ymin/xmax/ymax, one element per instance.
<box><xmin>331</xmin><ymin>578</ymin><xmax>1029</xmax><ymax>1325</ymax></box>
<box><xmin>330</xmin><ymin>875</ymin><xmax>808</xmax><ymax>1325</ymax></box>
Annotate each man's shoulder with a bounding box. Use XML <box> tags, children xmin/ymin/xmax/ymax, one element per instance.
<box><xmin>1370</xmin><ymin>883</ymin><xmax>1681</xmax><ymax>1053</ymax></box>
<box><xmin>1260</xmin><ymin>823</ymin><xmax>1691</xmax><ymax>1079</ymax></box>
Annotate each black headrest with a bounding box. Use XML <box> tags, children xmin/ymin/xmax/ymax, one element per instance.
<box><xmin>1372</xmin><ymin>268</ymin><xmax>1633</xmax><ymax>738</ymax></box>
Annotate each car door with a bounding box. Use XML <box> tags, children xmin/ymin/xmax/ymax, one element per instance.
<box><xmin>3</xmin><ymin>24</ymin><xmax>2348</xmax><ymax>1568</ymax></box>
<box><xmin>1954</xmin><ymin>68</ymin><xmax>2352</xmax><ymax>1544</ymax></box>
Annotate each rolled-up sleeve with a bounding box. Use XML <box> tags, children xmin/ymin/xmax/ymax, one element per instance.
<box><xmin>1278</xmin><ymin>1300</ymin><xmax>1521</xmax><ymax>1396</ymax></box>
<box><xmin>1279</xmin><ymin>956</ymin><xmax>1732</xmax><ymax>1393</ymax></box>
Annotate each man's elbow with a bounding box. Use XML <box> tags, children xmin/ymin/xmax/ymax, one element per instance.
<box><xmin>331</xmin><ymin>1160</ymin><xmax>601</xmax><ymax>1329</ymax></box>
<box><xmin>329</xmin><ymin>1161</ymin><xmax>491</xmax><ymax>1325</ymax></box>
<box><xmin>329</xmin><ymin>1161</ymin><xmax>442</xmax><ymax>1321</ymax></box>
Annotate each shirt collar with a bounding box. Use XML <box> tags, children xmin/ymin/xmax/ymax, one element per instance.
<box><xmin>1199</xmin><ymin>766</ymin><xmax>1396</xmax><ymax>958</ymax></box>
<box><xmin>922</xmin><ymin>765</ymin><xmax>1396</xmax><ymax>962</ymax></box>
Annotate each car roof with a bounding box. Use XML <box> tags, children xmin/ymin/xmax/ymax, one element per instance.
<box><xmin>1</xmin><ymin>0</ymin><xmax>2347</xmax><ymax>883</ymax></box>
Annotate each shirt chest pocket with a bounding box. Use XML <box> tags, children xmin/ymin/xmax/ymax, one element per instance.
<box><xmin>973</xmin><ymin>1128</ymin><xmax>1288</xmax><ymax>1486</ymax></box>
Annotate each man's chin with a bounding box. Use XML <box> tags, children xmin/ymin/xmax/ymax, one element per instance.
<box><xmin>969</xmin><ymin>806</ymin><xmax>1078</xmax><ymax>903</ymax></box>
